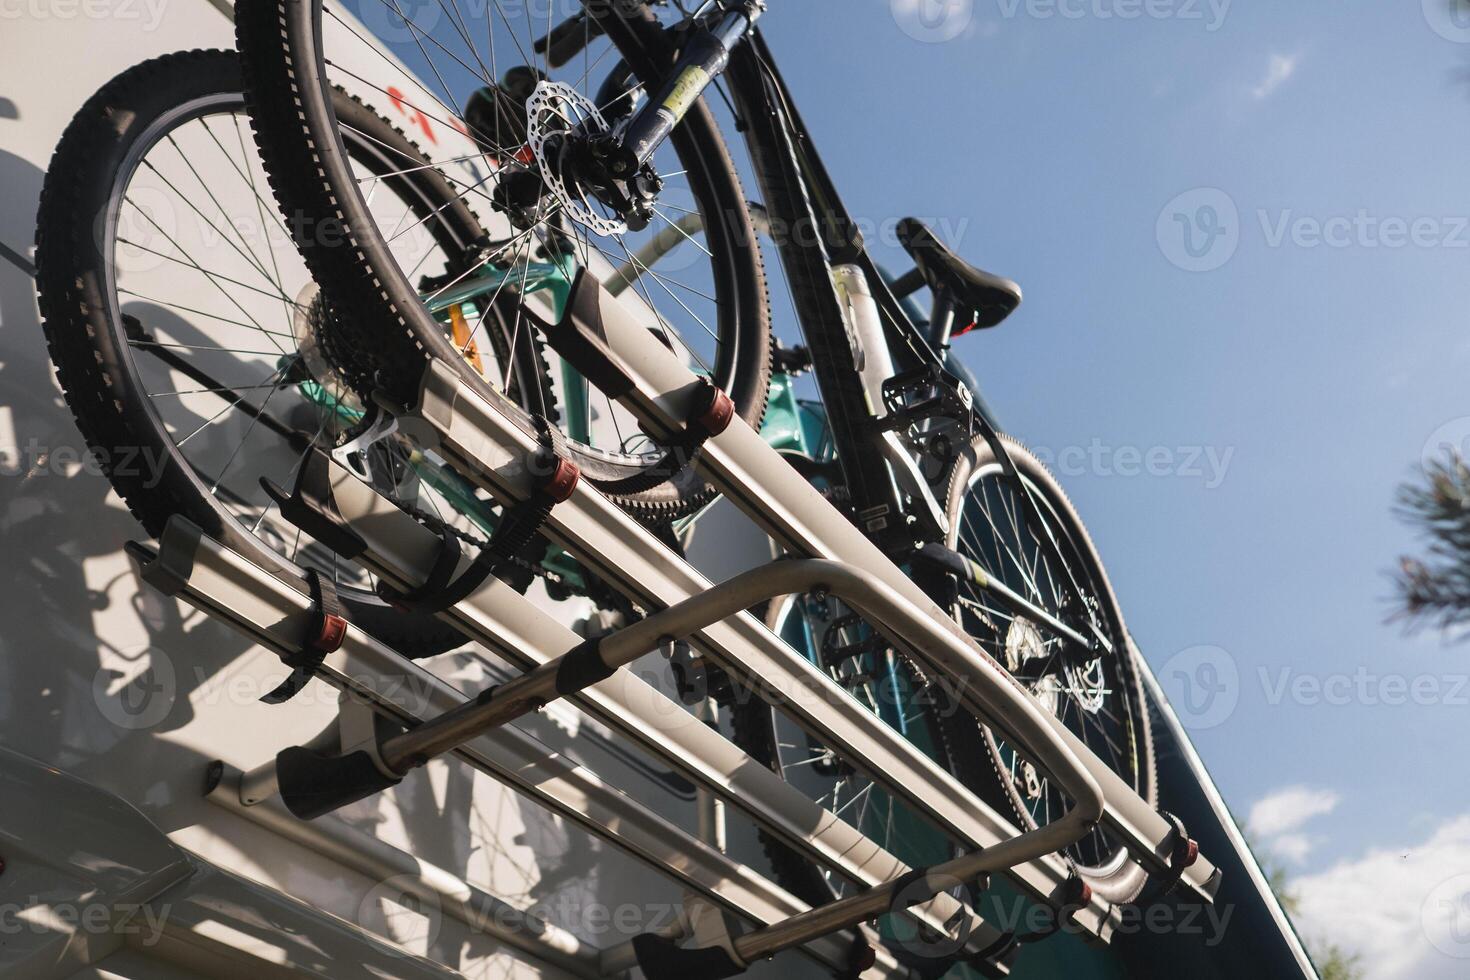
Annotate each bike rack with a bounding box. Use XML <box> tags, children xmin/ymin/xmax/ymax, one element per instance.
<box><xmin>263</xmin><ymin>448</ymin><xmax>1021</xmax><ymax>969</ymax></box>
<box><xmin>344</xmin><ymin>283</ymin><xmax>1215</xmax><ymax>974</ymax></box>
<box><xmin>389</xmin><ymin>353</ymin><xmax>1134</xmax><ymax>940</ymax></box>
<box><xmin>123</xmin><ymin>267</ymin><xmax>1219</xmax><ymax>977</ymax></box>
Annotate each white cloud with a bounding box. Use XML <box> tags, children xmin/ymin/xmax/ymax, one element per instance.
<box><xmin>1249</xmin><ymin>786</ymin><xmax>1341</xmax><ymax>837</ymax></box>
<box><xmin>1294</xmin><ymin>815</ymin><xmax>1470</xmax><ymax>979</ymax></box>
<box><xmin>1271</xmin><ymin>832</ymin><xmax>1316</xmax><ymax>863</ymax></box>
<box><xmin>1252</xmin><ymin>52</ymin><xmax>1300</xmax><ymax>100</ymax></box>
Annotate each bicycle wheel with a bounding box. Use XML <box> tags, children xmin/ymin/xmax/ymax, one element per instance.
<box><xmin>236</xmin><ymin>0</ymin><xmax>771</xmax><ymax>520</ymax></box>
<box><xmin>34</xmin><ymin>49</ymin><xmax>513</xmax><ymax>655</ymax></box>
<box><xmin>939</xmin><ymin>434</ymin><xmax>1155</xmax><ymax>903</ymax></box>
<box><xmin>731</xmin><ymin>594</ymin><xmax>972</xmax><ymax>960</ymax></box>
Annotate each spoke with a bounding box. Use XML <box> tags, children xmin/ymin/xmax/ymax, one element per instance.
<box><xmin>436</xmin><ymin>0</ymin><xmax>496</xmax><ymax>89</ymax></box>
<box><xmin>148</xmin><ymin>149</ymin><xmax>272</xmax><ymax>286</ymax></box>
<box><xmin>608</xmin><ymin>236</ymin><xmax>720</xmax><ymax>354</ymax></box>
<box><xmin>227</xmin><ymin>113</ymin><xmax>300</xmax><ymax>344</ymax></box>
<box><xmin>321</xmin><ymin>31</ymin><xmax>516</xmax><ymax>163</ymax></box>
<box><xmin>650</xmin><ymin>205</ymin><xmax>714</xmax><ymax>258</ymax></box>
<box><xmin>117</xmin><ymin>202</ymin><xmax>293</xmax><ymax>356</ymax></box>
<box><xmin>385</xmin><ymin>166</ymin><xmax>498</xmax><ymax>245</ymax></box>
<box><xmin>149</xmin><ymin>380</ymin><xmax>284</xmax><ymax>398</ymax></box>
<box><xmin>424</xmin><ymin>216</ymin><xmax>552</xmax><ymax>305</ymax></box>
<box><xmin>379</xmin><ymin>0</ymin><xmax>478</xmax><ymax>136</ymax></box>
<box><xmin>118</xmin><ymin>289</ymin><xmax>297</xmax><ymax>338</ymax></box>
<box><xmin>355</xmin><ymin>149</ymin><xmax>490</xmax><ymax>184</ymax></box>
<box><xmin>199</xmin><ymin>116</ymin><xmax>298</xmax><ymax>253</ymax></box>
<box><xmin>996</xmin><ymin>481</ymin><xmax>1042</xmax><ymax>599</ymax></box>
<box><xmin>129</xmin><ymin>338</ymin><xmax>283</xmax><ymax>357</ymax></box>
<box><xmin>116</xmin><ymin>234</ymin><xmax>302</xmax><ymax>311</ymax></box>
<box><xmin>584</xmin><ymin>234</ymin><xmax>715</xmax><ymax>381</ymax></box>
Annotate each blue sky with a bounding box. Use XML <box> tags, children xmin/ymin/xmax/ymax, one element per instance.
<box><xmin>759</xmin><ymin>1</ymin><xmax>1470</xmax><ymax>973</ymax></box>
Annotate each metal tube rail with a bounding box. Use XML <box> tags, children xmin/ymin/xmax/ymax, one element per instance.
<box><xmin>205</xmin><ymin>762</ymin><xmax>603</xmax><ymax>978</ymax></box>
<box><xmin>360</xmin><ymin>556</ymin><xmax>1103</xmax><ymax>972</ymax></box>
<box><xmin>534</xmin><ymin>271</ymin><xmax>1220</xmax><ymax>901</ymax></box>
<box><xmin>279</xmin><ymin>453</ymin><xmax>1014</xmax><ymax>967</ymax></box>
<box><xmin>125</xmin><ymin>522</ymin><xmax>890</xmax><ymax>978</ymax></box>
<box><xmin>378</xmin><ymin>561</ymin><xmax>1105</xmax><ymax>834</ymax></box>
<box><xmin>408</xmin><ymin>355</ymin><xmax>1122</xmax><ymax>936</ymax></box>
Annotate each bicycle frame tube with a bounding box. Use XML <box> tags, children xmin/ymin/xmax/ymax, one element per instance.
<box><xmin>725</xmin><ymin>33</ymin><xmax>1107</xmax><ymax>646</ymax></box>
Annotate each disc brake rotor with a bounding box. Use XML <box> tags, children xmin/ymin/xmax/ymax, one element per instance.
<box><xmin>525</xmin><ymin>80</ymin><xmax>627</xmax><ymax>238</ymax></box>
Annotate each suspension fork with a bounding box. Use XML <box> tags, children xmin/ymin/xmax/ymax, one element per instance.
<box><xmin>586</xmin><ymin>0</ymin><xmax>766</xmax><ymax>175</ymax></box>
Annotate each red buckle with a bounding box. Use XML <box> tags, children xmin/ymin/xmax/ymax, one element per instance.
<box><xmin>696</xmin><ymin>383</ymin><xmax>735</xmax><ymax>437</ymax></box>
<box><xmin>1074</xmin><ymin>879</ymin><xmax>1093</xmax><ymax>907</ymax></box>
<box><xmin>540</xmin><ymin>457</ymin><xmax>581</xmax><ymax>503</ymax></box>
<box><xmin>313</xmin><ymin>613</ymin><xmax>348</xmax><ymax>653</ymax></box>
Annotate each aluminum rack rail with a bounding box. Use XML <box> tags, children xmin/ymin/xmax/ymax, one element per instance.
<box><xmin>261</xmin><ymin>448</ymin><xmax>1021</xmax><ymax>972</ymax></box>
<box><xmin>126</xmin><ymin>524</ymin><xmax>902</xmax><ymax>979</ymax></box>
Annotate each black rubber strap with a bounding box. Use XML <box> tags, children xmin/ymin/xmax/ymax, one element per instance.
<box><xmin>1007</xmin><ymin>875</ymin><xmax>1092</xmax><ymax>945</ymax></box>
<box><xmin>381</xmin><ymin>448</ymin><xmax>579</xmax><ymax>615</ymax></box>
<box><xmin>261</xmin><ymin>569</ymin><xmax>347</xmax><ymax>704</ymax></box>
<box><xmin>1131</xmin><ymin>812</ymin><xmax>1200</xmax><ymax>908</ymax></box>
<box><xmin>378</xmin><ymin>523</ymin><xmax>462</xmax><ymax>609</ymax></box>
<box><xmin>259</xmin><ymin>449</ymin><xmax>368</xmax><ymax>560</ymax></box>
<box><xmin>554</xmin><ymin>637</ymin><xmax>616</xmax><ymax>695</ymax></box>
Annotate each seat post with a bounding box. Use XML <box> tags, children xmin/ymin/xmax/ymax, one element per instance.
<box><xmin>927</xmin><ymin>288</ymin><xmax>959</xmax><ymax>350</ymax></box>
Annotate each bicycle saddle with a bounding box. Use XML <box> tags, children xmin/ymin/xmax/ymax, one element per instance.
<box><xmin>897</xmin><ymin>217</ymin><xmax>1022</xmax><ymax>333</ymax></box>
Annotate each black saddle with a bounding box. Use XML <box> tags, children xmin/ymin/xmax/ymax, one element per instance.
<box><xmin>897</xmin><ymin>217</ymin><xmax>1022</xmax><ymax>333</ymax></box>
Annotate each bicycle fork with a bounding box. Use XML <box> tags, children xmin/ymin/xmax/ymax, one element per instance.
<box><xmin>591</xmin><ymin>1</ymin><xmax>767</xmax><ymax>176</ymax></box>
